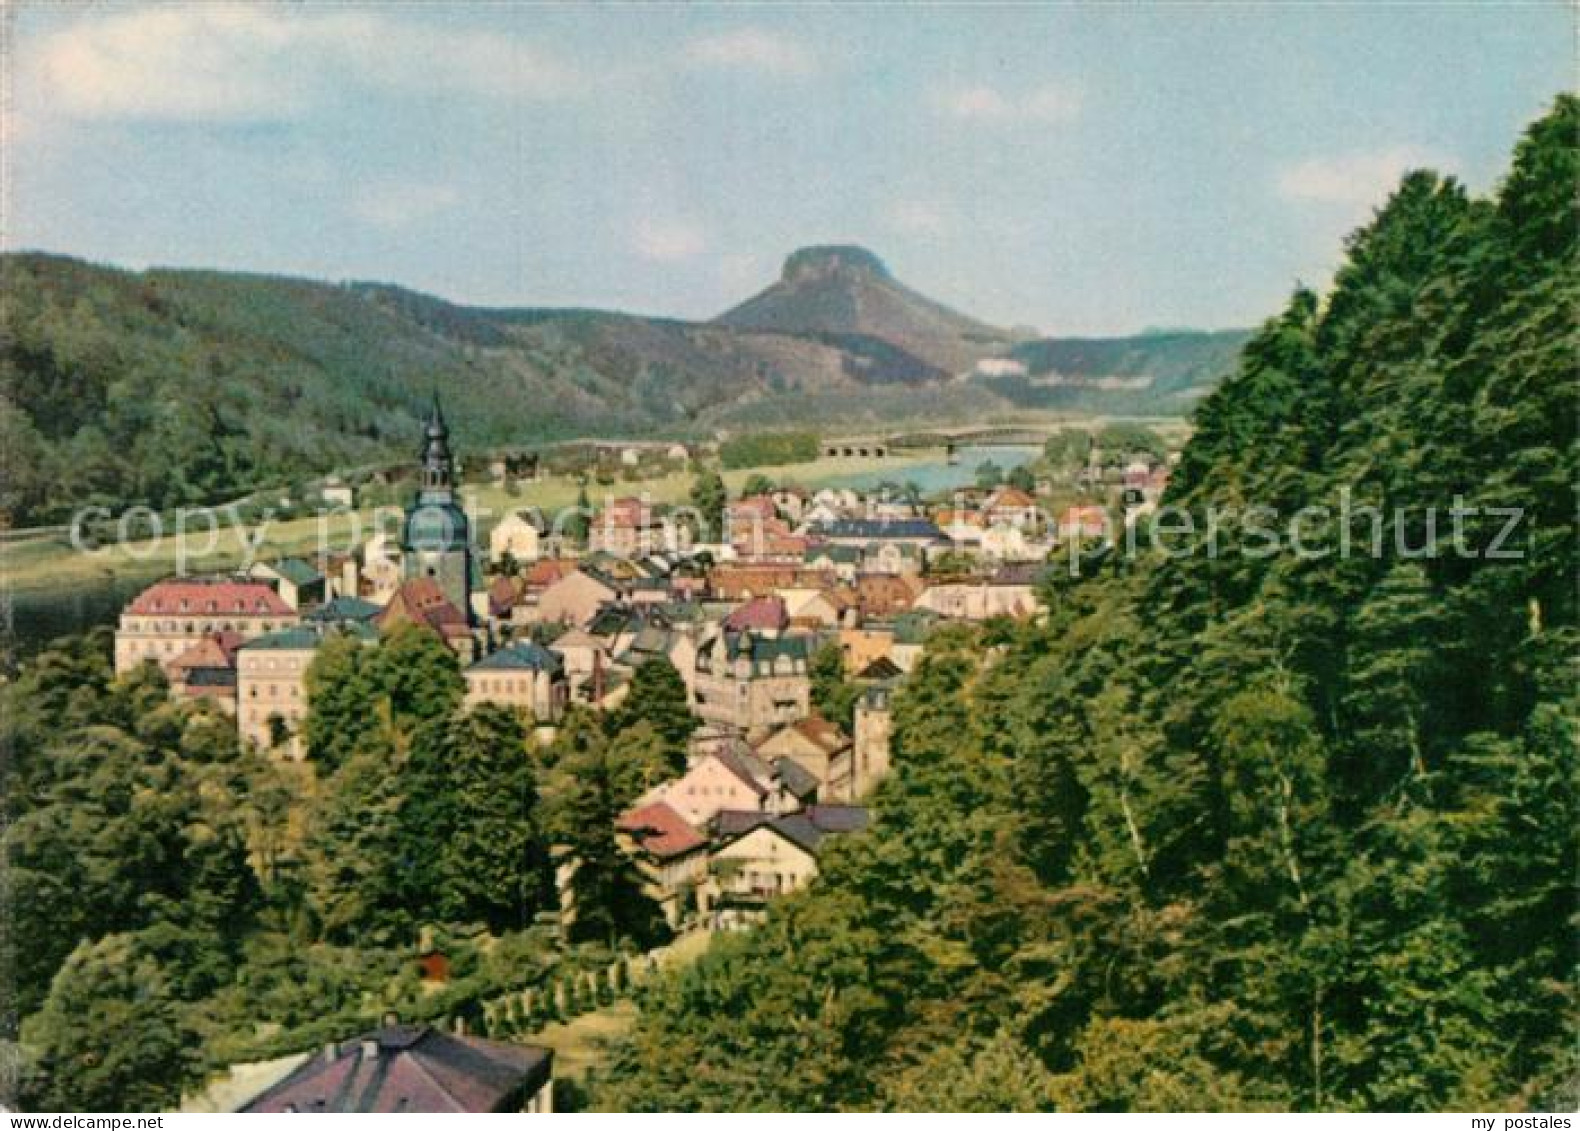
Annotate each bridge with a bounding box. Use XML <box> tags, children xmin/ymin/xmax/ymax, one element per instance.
<box><xmin>821</xmin><ymin>437</ymin><xmax>890</xmax><ymax>459</ymax></box>
<box><xmin>886</xmin><ymin>425</ymin><xmax>1053</xmax><ymax>450</ymax></box>
<box><xmin>821</xmin><ymin>426</ymin><xmax>1054</xmax><ymax>461</ymax></box>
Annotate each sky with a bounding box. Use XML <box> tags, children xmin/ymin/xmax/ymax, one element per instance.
<box><xmin>5</xmin><ymin>2</ymin><xmax>1571</xmax><ymax>336</ymax></box>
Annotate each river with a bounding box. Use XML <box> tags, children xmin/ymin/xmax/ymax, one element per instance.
<box><xmin>818</xmin><ymin>444</ymin><xmax>1039</xmax><ymax>493</ymax></box>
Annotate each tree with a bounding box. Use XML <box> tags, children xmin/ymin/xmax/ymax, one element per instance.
<box><xmin>22</xmin><ymin>934</ymin><xmax>202</xmax><ymax>1112</ymax></box>
<box><xmin>605</xmin><ymin>659</ymin><xmax>693</xmax><ymax>761</ymax></box>
<box><xmin>306</xmin><ymin>725</ymin><xmax>405</xmax><ymax>942</ymax></box>
<box><xmin>366</xmin><ymin>623</ymin><xmax>465</xmax><ymax>732</ymax></box>
<box><xmin>543</xmin><ymin>711</ymin><xmax>668</xmax><ymax>948</ymax></box>
<box><xmin>974</xmin><ymin>460</ymin><xmax>1004</xmax><ymax>489</ymax></box>
<box><xmin>741</xmin><ymin>473</ymin><xmax>775</xmax><ymax>497</ymax></box>
<box><xmin>1006</xmin><ymin>464</ymin><xmax>1037</xmax><ymax>493</ymax></box>
<box><xmin>398</xmin><ymin>706</ymin><xmax>550</xmax><ymax>931</ymax></box>
<box><xmin>809</xmin><ymin>642</ymin><xmax>859</xmax><ymax>731</ymax></box>
<box><xmin>689</xmin><ymin>470</ymin><xmax>727</xmax><ymax>543</ymax></box>
<box><xmin>302</xmin><ymin>630</ymin><xmax>378</xmax><ymax>769</ymax></box>
<box><xmin>565</xmin><ymin>483</ymin><xmax>592</xmax><ymax>547</ymax></box>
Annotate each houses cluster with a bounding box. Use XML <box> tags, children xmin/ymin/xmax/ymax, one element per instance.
<box><xmin>113</xmin><ymin>404</ymin><xmax>1085</xmax><ymax>927</ymax></box>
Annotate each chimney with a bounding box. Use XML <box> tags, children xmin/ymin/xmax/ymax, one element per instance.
<box><xmin>322</xmin><ymin>1041</ymin><xmax>338</xmax><ymax>1062</ymax></box>
<box><xmin>382</xmin><ymin>1010</ymin><xmax>400</xmax><ymax>1028</ymax></box>
<box><xmin>362</xmin><ymin>1037</ymin><xmax>380</xmax><ymax>1060</ymax></box>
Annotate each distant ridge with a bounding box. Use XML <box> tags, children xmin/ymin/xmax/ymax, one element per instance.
<box><xmin>0</xmin><ymin>248</ymin><xmax>1248</xmax><ymax>526</ymax></box>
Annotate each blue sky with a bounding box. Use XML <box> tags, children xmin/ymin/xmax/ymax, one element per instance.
<box><xmin>6</xmin><ymin>2</ymin><xmax>1570</xmax><ymax>335</ymax></box>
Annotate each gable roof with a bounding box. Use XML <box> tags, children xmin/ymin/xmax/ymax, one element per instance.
<box><xmin>771</xmin><ymin>756</ymin><xmax>820</xmax><ymax>800</ymax></box>
<box><xmin>241</xmin><ymin>1025</ymin><xmax>550</xmax><ymax>1113</ymax></box>
<box><xmin>723</xmin><ymin>595</ymin><xmax>789</xmax><ymax>633</ymax></box>
<box><xmin>720</xmin><ymin>804</ymin><xmax>871</xmax><ymax>855</ymax></box>
<box><xmin>855</xmin><ymin>655</ymin><xmax>904</xmax><ymax>682</ymax></box>
<box><xmin>616</xmin><ymin>801</ymin><xmax>707</xmax><ymax>860</ymax></box>
<box><xmin>378</xmin><ymin>578</ymin><xmax>470</xmax><ymax>636</ymax></box>
<box><xmin>167</xmin><ymin>631</ymin><xmax>246</xmax><ymax>673</ymax></box>
<box><xmin>710</xmin><ymin>744</ymin><xmax>773</xmax><ymax>797</ymax></box>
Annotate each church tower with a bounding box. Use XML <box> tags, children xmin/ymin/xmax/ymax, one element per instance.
<box><xmin>401</xmin><ymin>396</ymin><xmax>477</xmax><ymax>619</ymax></box>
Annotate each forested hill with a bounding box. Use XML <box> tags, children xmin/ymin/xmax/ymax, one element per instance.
<box><xmin>593</xmin><ymin>97</ymin><xmax>1577</xmax><ymax>1111</ymax></box>
<box><xmin>0</xmin><ymin>250</ymin><xmax>1243</xmax><ymax>528</ymax></box>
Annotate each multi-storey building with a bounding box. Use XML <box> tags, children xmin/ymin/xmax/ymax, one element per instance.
<box><xmin>691</xmin><ymin>630</ymin><xmax>812</xmax><ymax>739</ymax></box>
<box><xmin>114</xmin><ymin>578</ymin><xmax>298</xmax><ymax>675</ymax></box>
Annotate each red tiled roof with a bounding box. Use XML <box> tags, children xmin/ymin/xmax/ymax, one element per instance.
<box><xmin>727</xmin><ymin>496</ymin><xmax>778</xmax><ymax>520</ymax></box>
<box><xmin>523</xmin><ymin>557</ymin><xmax>577</xmax><ymax>588</ymax></box>
<box><xmin>709</xmin><ymin>566</ymin><xmax>836</xmax><ymax>599</ymax></box>
<box><xmin>617</xmin><ymin>801</ymin><xmax>706</xmax><ymax>859</ymax></box>
<box><xmin>127</xmin><ymin>579</ymin><xmax>292</xmax><ymax>617</ymax></box>
<box><xmin>377</xmin><ymin>579</ymin><xmax>470</xmax><ymax>637</ymax></box>
<box><xmin>986</xmin><ymin>486</ymin><xmax>1037</xmax><ymax>509</ymax></box>
<box><xmin>166</xmin><ymin>631</ymin><xmax>246</xmax><ymax>673</ymax></box>
<box><xmin>723</xmin><ymin>595</ymin><xmax>789</xmax><ymax>633</ymax></box>
<box><xmin>853</xmin><ymin>573</ymin><xmax>924</xmax><ymax>616</ymax></box>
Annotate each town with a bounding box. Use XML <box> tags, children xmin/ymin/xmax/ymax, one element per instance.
<box><xmin>112</xmin><ymin>401</ymin><xmax>1175</xmax><ymax>938</ymax></box>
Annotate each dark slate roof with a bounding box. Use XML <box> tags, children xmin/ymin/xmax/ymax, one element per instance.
<box><xmin>772</xmin><ymin>757</ymin><xmax>820</xmax><ymax>800</ymax></box>
<box><xmin>855</xmin><ymin>656</ymin><xmax>904</xmax><ymax>682</ymax></box>
<box><xmin>717</xmin><ymin>804</ymin><xmax>870</xmax><ymax>855</ymax></box>
<box><xmin>307</xmin><ymin>596</ymin><xmax>383</xmax><ymax>624</ymax></box>
<box><xmin>241</xmin><ymin>1026</ymin><xmax>550</xmax><ymax>1113</ymax></box>
<box><xmin>990</xmin><ymin>562</ymin><xmax>1053</xmax><ymax>586</ymax></box>
<box><xmin>713</xmin><ymin>745</ymin><xmax>772</xmax><ymax>797</ymax></box>
<box><xmin>271</xmin><ymin>557</ymin><xmax>325</xmax><ymax>586</ymax></box>
<box><xmin>711</xmin><ymin>809</ymin><xmax>772</xmax><ymax>840</ymax></box>
<box><xmin>469</xmin><ymin>641</ymin><xmax>564</xmax><ymax>674</ymax></box>
<box><xmin>813</xmin><ymin>519</ymin><xmax>944</xmax><ymax>541</ymax></box>
<box><xmin>720</xmin><ymin>631</ymin><xmax>811</xmax><ymax>665</ymax></box>
<box><xmin>239</xmin><ymin>627</ymin><xmax>326</xmax><ymax>652</ymax></box>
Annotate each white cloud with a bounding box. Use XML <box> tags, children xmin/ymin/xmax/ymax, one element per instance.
<box><xmin>23</xmin><ymin>7</ymin><xmax>578</xmax><ymax>124</ymax></box>
<box><xmin>633</xmin><ymin>218</ymin><xmax>709</xmax><ymax>262</ymax></box>
<box><xmin>685</xmin><ymin>28</ymin><xmax>816</xmax><ymax>77</ymax></box>
<box><xmin>937</xmin><ymin>81</ymin><xmax>1083</xmax><ymax>125</ymax></box>
<box><xmin>350</xmin><ymin>183</ymin><xmax>460</xmax><ymax>229</ymax></box>
<box><xmin>884</xmin><ymin>199</ymin><xmax>952</xmax><ymax>237</ymax></box>
<box><xmin>1276</xmin><ymin>147</ymin><xmax>1455</xmax><ymax>208</ymax></box>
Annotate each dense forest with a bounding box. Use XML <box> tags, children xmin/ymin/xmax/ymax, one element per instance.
<box><xmin>0</xmin><ymin>622</ymin><xmax>700</xmax><ymax>1110</ymax></box>
<box><xmin>591</xmin><ymin>97</ymin><xmax>1578</xmax><ymax>1110</ymax></box>
<box><xmin>0</xmin><ymin>251</ymin><xmax>1244</xmax><ymax>528</ymax></box>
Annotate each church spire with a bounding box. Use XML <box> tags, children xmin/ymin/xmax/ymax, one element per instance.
<box><xmin>421</xmin><ymin>393</ymin><xmax>454</xmax><ymax>491</ymax></box>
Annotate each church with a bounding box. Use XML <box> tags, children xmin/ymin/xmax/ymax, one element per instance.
<box><xmin>371</xmin><ymin>397</ymin><xmax>482</xmax><ymax>659</ymax></box>
<box><xmin>401</xmin><ymin>396</ymin><xmax>478</xmax><ymax>616</ymax></box>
